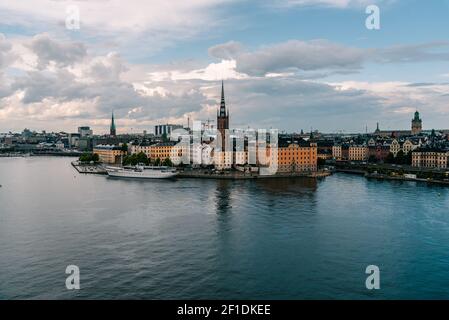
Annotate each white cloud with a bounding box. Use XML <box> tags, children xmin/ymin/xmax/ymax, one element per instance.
<box><xmin>207</xmin><ymin>39</ymin><xmax>449</xmax><ymax>77</ymax></box>
<box><xmin>0</xmin><ymin>0</ymin><xmax>233</xmax><ymax>57</ymax></box>
<box><xmin>1</xmin><ymin>33</ymin><xmax>449</xmax><ymax>133</ymax></box>
<box><xmin>28</xmin><ymin>33</ymin><xmax>87</xmax><ymax>69</ymax></box>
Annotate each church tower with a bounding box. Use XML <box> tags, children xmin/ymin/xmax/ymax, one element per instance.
<box><xmin>411</xmin><ymin>110</ymin><xmax>422</xmax><ymax>135</ymax></box>
<box><xmin>217</xmin><ymin>81</ymin><xmax>229</xmax><ymax>149</ymax></box>
<box><xmin>110</xmin><ymin>111</ymin><xmax>116</xmax><ymax>136</ymax></box>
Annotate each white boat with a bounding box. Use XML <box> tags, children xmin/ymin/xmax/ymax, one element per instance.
<box><xmin>106</xmin><ymin>165</ymin><xmax>178</xmax><ymax>179</ymax></box>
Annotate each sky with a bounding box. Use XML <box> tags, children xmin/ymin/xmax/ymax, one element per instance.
<box><xmin>0</xmin><ymin>0</ymin><xmax>448</xmax><ymax>134</ymax></box>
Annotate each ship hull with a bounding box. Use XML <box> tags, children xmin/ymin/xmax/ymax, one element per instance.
<box><xmin>107</xmin><ymin>169</ymin><xmax>178</xmax><ymax>179</ymax></box>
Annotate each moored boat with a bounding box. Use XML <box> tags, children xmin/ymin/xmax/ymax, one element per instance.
<box><xmin>106</xmin><ymin>165</ymin><xmax>178</xmax><ymax>179</ymax></box>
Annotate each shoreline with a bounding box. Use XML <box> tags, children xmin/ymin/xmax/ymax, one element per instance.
<box><xmin>71</xmin><ymin>160</ymin><xmax>331</xmax><ymax>179</ymax></box>
<box><xmin>364</xmin><ymin>173</ymin><xmax>449</xmax><ymax>186</ymax></box>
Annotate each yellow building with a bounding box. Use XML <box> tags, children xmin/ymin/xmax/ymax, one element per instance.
<box><xmin>93</xmin><ymin>144</ymin><xmax>127</xmax><ymax>164</ymax></box>
<box><xmin>348</xmin><ymin>145</ymin><xmax>368</xmax><ymax>161</ymax></box>
<box><xmin>402</xmin><ymin>139</ymin><xmax>419</xmax><ymax>155</ymax></box>
<box><xmin>131</xmin><ymin>142</ymin><xmax>152</xmax><ymax>158</ymax></box>
<box><xmin>390</xmin><ymin>139</ymin><xmax>401</xmax><ymax>157</ymax></box>
<box><xmin>148</xmin><ymin>142</ymin><xmax>177</xmax><ymax>162</ymax></box>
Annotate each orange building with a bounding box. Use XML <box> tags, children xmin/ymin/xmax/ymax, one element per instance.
<box><xmin>275</xmin><ymin>141</ymin><xmax>318</xmax><ymax>173</ymax></box>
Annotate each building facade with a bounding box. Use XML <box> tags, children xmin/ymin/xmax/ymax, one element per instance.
<box><xmin>276</xmin><ymin>142</ymin><xmax>317</xmax><ymax>173</ymax></box>
<box><xmin>154</xmin><ymin>124</ymin><xmax>184</xmax><ymax>137</ymax></box>
<box><xmin>348</xmin><ymin>145</ymin><xmax>369</xmax><ymax>161</ymax></box>
<box><xmin>412</xmin><ymin>148</ymin><xmax>449</xmax><ymax>169</ymax></box>
<box><xmin>332</xmin><ymin>145</ymin><xmax>342</xmax><ymax>160</ymax></box>
<box><xmin>93</xmin><ymin>145</ymin><xmax>126</xmax><ymax>164</ymax></box>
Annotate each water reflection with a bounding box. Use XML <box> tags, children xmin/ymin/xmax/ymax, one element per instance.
<box><xmin>214</xmin><ymin>180</ymin><xmax>233</xmax><ymax>216</ymax></box>
<box><xmin>255</xmin><ymin>177</ymin><xmax>318</xmax><ymax>194</ymax></box>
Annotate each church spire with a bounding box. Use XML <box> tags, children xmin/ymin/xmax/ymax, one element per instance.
<box><xmin>219</xmin><ymin>80</ymin><xmax>226</xmax><ymax>117</ymax></box>
<box><xmin>110</xmin><ymin>111</ymin><xmax>116</xmax><ymax>136</ymax></box>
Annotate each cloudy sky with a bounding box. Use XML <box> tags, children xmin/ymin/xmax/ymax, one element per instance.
<box><xmin>0</xmin><ymin>0</ymin><xmax>448</xmax><ymax>134</ymax></box>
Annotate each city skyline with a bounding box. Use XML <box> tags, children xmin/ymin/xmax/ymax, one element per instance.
<box><xmin>0</xmin><ymin>0</ymin><xmax>449</xmax><ymax>133</ymax></box>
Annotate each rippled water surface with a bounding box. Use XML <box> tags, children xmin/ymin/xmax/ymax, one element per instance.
<box><xmin>1</xmin><ymin>157</ymin><xmax>449</xmax><ymax>299</ymax></box>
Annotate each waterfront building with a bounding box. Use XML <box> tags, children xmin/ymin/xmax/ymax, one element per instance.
<box><xmin>131</xmin><ymin>141</ymin><xmax>152</xmax><ymax>158</ymax></box>
<box><xmin>332</xmin><ymin>145</ymin><xmax>342</xmax><ymax>160</ymax></box>
<box><xmin>148</xmin><ymin>142</ymin><xmax>177</xmax><ymax>162</ymax></box>
<box><xmin>93</xmin><ymin>144</ymin><xmax>126</xmax><ymax>164</ymax></box>
<box><xmin>368</xmin><ymin>144</ymin><xmax>391</xmax><ymax>162</ymax></box>
<box><xmin>390</xmin><ymin>139</ymin><xmax>401</xmax><ymax>157</ymax></box>
<box><xmin>276</xmin><ymin>140</ymin><xmax>317</xmax><ymax>173</ymax></box>
<box><xmin>317</xmin><ymin>150</ymin><xmax>333</xmax><ymax>161</ymax></box>
<box><xmin>214</xmin><ymin>151</ymin><xmax>233</xmax><ymax>170</ymax></box>
<box><xmin>411</xmin><ymin>110</ymin><xmax>423</xmax><ymax>135</ymax></box>
<box><xmin>412</xmin><ymin>147</ymin><xmax>449</xmax><ymax>169</ymax></box>
<box><xmin>234</xmin><ymin>150</ymin><xmax>248</xmax><ymax>166</ymax></box>
<box><xmin>402</xmin><ymin>139</ymin><xmax>420</xmax><ymax>155</ymax></box>
<box><xmin>348</xmin><ymin>145</ymin><xmax>369</xmax><ymax>161</ymax></box>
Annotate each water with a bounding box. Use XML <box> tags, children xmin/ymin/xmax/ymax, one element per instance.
<box><xmin>1</xmin><ymin>157</ymin><xmax>449</xmax><ymax>299</ymax></box>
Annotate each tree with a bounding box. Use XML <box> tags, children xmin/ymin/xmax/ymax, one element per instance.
<box><xmin>79</xmin><ymin>153</ymin><xmax>99</xmax><ymax>163</ymax></box>
<box><xmin>121</xmin><ymin>143</ymin><xmax>128</xmax><ymax>152</ymax></box>
<box><xmin>136</xmin><ymin>152</ymin><xmax>150</xmax><ymax>165</ymax></box>
<box><xmin>368</xmin><ymin>155</ymin><xmax>377</xmax><ymax>163</ymax></box>
<box><xmin>154</xmin><ymin>158</ymin><xmax>161</xmax><ymax>166</ymax></box>
<box><xmin>162</xmin><ymin>157</ymin><xmax>173</xmax><ymax>167</ymax></box>
<box><xmin>404</xmin><ymin>152</ymin><xmax>412</xmax><ymax>165</ymax></box>
<box><xmin>395</xmin><ymin>150</ymin><xmax>405</xmax><ymax>164</ymax></box>
<box><xmin>122</xmin><ymin>152</ymin><xmax>149</xmax><ymax>166</ymax></box>
<box><xmin>317</xmin><ymin>158</ymin><xmax>326</xmax><ymax>167</ymax></box>
<box><xmin>385</xmin><ymin>152</ymin><xmax>395</xmax><ymax>164</ymax></box>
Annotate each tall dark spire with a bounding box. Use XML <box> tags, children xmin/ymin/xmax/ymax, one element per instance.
<box><xmin>110</xmin><ymin>111</ymin><xmax>116</xmax><ymax>136</ymax></box>
<box><xmin>217</xmin><ymin>80</ymin><xmax>229</xmax><ymax>134</ymax></box>
<box><xmin>219</xmin><ymin>80</ymin><xmax>226</xmax><ymax>117</ymax></box>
